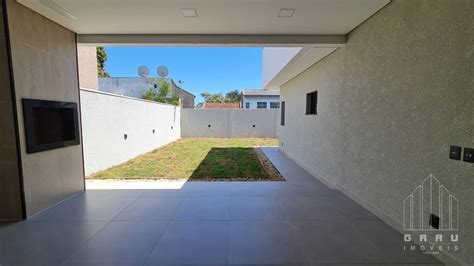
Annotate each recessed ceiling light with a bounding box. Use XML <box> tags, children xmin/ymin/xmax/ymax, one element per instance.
<box><xmin>181</xmin><ymin>8</ymin><xmax>198</xmax><ymax>17</ymax></box>
<box><xmin>278</xmin><ymin>8</ymin><xmax>295</xmax><ymax>18</ymax></box>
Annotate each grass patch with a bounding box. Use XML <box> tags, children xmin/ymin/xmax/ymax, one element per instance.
<box><xmin>87</xmin><ymin>138</ymin><xmax>280</xmax><ymax>181</ymax></box>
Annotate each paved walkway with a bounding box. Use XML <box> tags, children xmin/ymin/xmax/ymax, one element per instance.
<box><xmin>0</xmin><ymin>148</ymin><xmax>441</xmax><ymax>265</ymax></box>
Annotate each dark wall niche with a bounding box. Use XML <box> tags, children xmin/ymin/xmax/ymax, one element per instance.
<box><xmin>22</xmin><ymin>99</ymin><xmax>80</xmax><ymax>154</ymax></box>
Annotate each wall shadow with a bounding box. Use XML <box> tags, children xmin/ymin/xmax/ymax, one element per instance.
<box><xmin>189</xmin><ymin>147</ymin><xmax>268</xmax><ymax>180</ymax></box>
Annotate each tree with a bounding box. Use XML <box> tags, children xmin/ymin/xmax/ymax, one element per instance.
<box><xmin>225</xmin><ymin>90</ymin><xmax>241</xmax><ymax>102</ymax></box>
<box><xmin>142</xmin><ymin>77</ymin><xmax>180</xmax><ymax>106</ymax></box>
<box><xmin>200</xmin><ymin>90</ymin><xmax>241</xmax><ymax>103</ymax></box>
<box><xmin>195</xmin><ymin>102</ymin><xmax>204</xmax><ymax>108</ymax></box>
<box><xmin>96</xmin><ymin>46</ymin><xmax>110</xmax><ymax>77</ymax></box>
<box><xmin>200</xmin><ymin>92</ymin><xmax>226</xmax><ymax>103</ymax></box>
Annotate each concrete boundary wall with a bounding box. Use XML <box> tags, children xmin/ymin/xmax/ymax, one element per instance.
<box><xmin>181</xmin><ymin>109</ymin><xmax>278</xmax><ymax>138</ymax></box>
<box><xmin>80</xmin><ymin>89</ymin><xmax>180</xmax><ymax>175</ymax></box>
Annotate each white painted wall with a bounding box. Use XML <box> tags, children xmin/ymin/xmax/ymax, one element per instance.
<box><xmin>181</xmin><ymin>109</ymin><xmax>277</xmax><ymax>138</ymax></box>
<box><xmin>80</xmin><ymin>89</ymin><xmax>181</xmax><ymax>175</ymax></box>
<box><xmin>242</xmin><ymin>95</ymin><xmax>280</xmax><ymax>109</ymax></box>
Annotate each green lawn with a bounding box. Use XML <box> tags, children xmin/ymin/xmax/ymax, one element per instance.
<box><xmin>87</xmin><ymin>138</ymin><xmax>280</xmax><ymax>181</ymax></box>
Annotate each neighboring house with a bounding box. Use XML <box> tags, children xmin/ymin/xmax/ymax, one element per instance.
<box><xmin>99</xmin><ymin>77</ymin><xmax>195</xmax><ymax>108</ymax></box>
<box><xmin>202</xmin><ymin>102</ymin><xmax>241</xmax><ymax>109</ymax></box>
<box><xmin>241</xmin><ymin>89</ymin><xmax>280</xmax><ymax>109</ymax></box>
<box><xmin>76</xmin><ymin>48</ymin><xmax>195</xmax><ymax>107</ymax></box>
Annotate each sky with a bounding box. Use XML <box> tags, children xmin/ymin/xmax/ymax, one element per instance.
<box><xmin>104</xmin><ymin>47</ymin><xmax>263</xmax><ymax>103</ymax></box>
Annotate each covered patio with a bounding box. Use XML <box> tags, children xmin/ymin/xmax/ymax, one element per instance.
<box><xmin>1</xmin><ymin>0</ymin><xmax>471</xmax><ymax>265</ymax></box>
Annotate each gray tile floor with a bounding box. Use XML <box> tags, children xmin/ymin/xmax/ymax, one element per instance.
<box><xmin>0</xmin><ymin>148</ymin><xmax>442</xmax><ymax>265</ymax></box>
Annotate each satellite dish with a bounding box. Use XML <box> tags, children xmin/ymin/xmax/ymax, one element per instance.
<box><xmin>157</xmin><ymin>66</ymin><xmax>169</xmax><ymax>77</ymax></box>
<box><xmin>137</xmin><ymin>65</ymin><xmax>149</xmax><ymax>77</ymax></box>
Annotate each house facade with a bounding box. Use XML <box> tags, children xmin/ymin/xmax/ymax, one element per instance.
<box><xmin>241</xmin><ymin>89</ymin><xmax>280</xmax><ymax>109</ymax></box>
<box><xmin>76</xmin><ymin>48</ymin><xmax>195</xmax><ymax>108</ymax></box>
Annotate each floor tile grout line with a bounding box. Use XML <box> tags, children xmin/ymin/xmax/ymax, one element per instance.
<box><xmin>109</xmin><ymin>194</ymin><xmax>143</xmax><ymax>222</ymax></box>
<box><xmin>58</xmin><ymin>219</ymin><xmax>109</xmax><ymax>264</ymax></box>
<box><xmin>59</xmin><ymin>193</ymin><xmax>143</xmax><ymax>265</ymax></box>
<box><xmin>344</xmin><ymin>218</ymin><xmax>387</xmax><ymax>254</ymax></box>
<box><xmin>142</xmin><ymin>197</ymin><xmax>184</xmax><ymax>265</ymax></box>
<box><xmin>287</xmin><ymin>219</ymin><xmax>314</xmax><ymax>265</ymax></box>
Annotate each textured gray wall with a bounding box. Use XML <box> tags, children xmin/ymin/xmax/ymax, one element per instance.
<box><xmin>279</xmin><ymin>0</ymin><xmax>473</xmax><ymax>264</ymax></box>
<box><xmin>81</xmin><ymin>89</ymin><xmax>181</xmax><ymax>175</ymax></box>
<box><xmin>182</xmin><ymin>109</ymin><xmax>278</xmax><ymax>138</ymax></box>
<box><xmin>6</xmin><ymin>0</ymin><xmax>85</xmax><ymax>217</ymax></box>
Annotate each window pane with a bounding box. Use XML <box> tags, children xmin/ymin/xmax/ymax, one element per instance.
<box><xmin>257</xmin><ymin>102</ymin><xmax>267</xmax><ymax>109</ymax></box>
<box><xmin>270</xmin><ymin>102</ymin><xmax>280</xmax><ymax>108</ymax></box>
<box><xmin>281</xmin><ymin>101</ymin><xmax>285</xmax><ymax>125</ymax></box>
<box><xmin>306</xmin><ymin>91</ymin><xmax>317</xmax><ymax>115</ymax></box>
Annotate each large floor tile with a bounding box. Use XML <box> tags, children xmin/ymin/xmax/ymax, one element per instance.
<box><xmin>114</xmin><ymin>197</ymin><xmax>182</xmax><ymax>221</ymax></box>
<box><xmin>228</xmin><ymin>221</ymin><xmax>307</xmax><ymax>265</ymax></box>
<box><xmin>29</xmin><ymin>194</ymin><xmax>137</xmax><ymax>221</ymax></box>
<box><xmin>279</xmin><ymin>196</ymin><xmax>345</xmax><ymax>221</ymax></box>
<box><xmin>83</xmin><ymin>189</ymin><xmax>145</xmax><ymax>198</ymax></box>
<box><xmin>145</xmin><ymin>221</ymin><xmax>229</xmax><ymax>265</ymax></box>
<box><xmin>181</xmin><ymin>182</ymin><xmax>232</xmax><ymax>197</ymax></box>
<box><xmin>63</xmin><ymin>262</ymin><xmax>143</xmax><ymax>266</ymax></box>
<box><xmin>173</xmin><ymin>197</ymin><xmax>230</xmax><ymax>221</ymax></box>
<box><xmin>228</xmin><ymin>183</ymin><xmax>300</xmax><ymax>197</ymax></box>
<box><xmin>293</xmin><ymin>221</ymin><xmax>382</xmax><ymax>264</ymax></box>
<box><xmin>230</xmin><ymin>197</ymin><xmax>285</xmax><ymax>221</ymax></box>
<box><xmin>330</xmin><ymin>194</ymin><xmax>378</xmax><ymax>220</ymax></box>
<box><xmin>65</xmin><ymin>222</ymin><xmax>167</xmax><ymax>264</ymax></box>
<box><xmin>354</xmin><ymin>219</ymin><xmax>443</xmax><ymax>264</ymax></box>
<box><xmin>141</xmin><ymin>189</ymin><xmax>187</xmax><ymax>198</ymax></box>
<box><xmin>0</xmin><ymin>221</ymin><xmax>106</xmax><ymax>265</ymax></box>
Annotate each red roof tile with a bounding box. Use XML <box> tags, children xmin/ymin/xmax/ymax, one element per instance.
<box><xmin>202</xmin><ymin>102</ymin><xmax>241</xmax><ymax>109</ymax></box>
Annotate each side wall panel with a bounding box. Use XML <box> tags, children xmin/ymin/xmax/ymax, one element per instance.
<box><xmin>182</xmin><ymin>109</ymin><xmax>277</xmax><ymax>138</ymax></box>
<box><xmin>81</xmin><ymin>89</ymin><xmax>181</xmax><ymax>175</ymax></box>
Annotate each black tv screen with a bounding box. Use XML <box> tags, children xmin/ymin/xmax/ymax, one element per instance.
<box><xmin>22</xmin><ymin>99</ymin><xmax>80</xmax><ymax>154</ymax></box>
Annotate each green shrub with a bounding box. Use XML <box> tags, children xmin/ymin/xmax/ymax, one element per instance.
<box><xmin>141</xmin><ymin>77</ymin><xmax>180</xmax><ymax>106</ymax></box>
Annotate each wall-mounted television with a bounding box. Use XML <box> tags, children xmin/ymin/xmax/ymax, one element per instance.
<box><xmin>22</xmin><ymin>99</ymin><xmax>80</xmax><ymax>154</ymax></box>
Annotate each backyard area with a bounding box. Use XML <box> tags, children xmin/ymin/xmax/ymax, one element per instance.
<box><xmin>87</xmin><ymin>138</ymin><xmax>283</xmax><ymax>181</ymax></box>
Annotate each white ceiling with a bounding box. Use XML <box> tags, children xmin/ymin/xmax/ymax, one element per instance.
<box><xmin>17</xmin><ymin>0</ymin><xmax>390</xmax><ymax>89</ymax></box>
<box><xmin>18</xmin><ymin>0</ymin><xmax>390</xmax><ymax>35</ymax></box>
<box><xmin>264</xmin><ymin>46</ymin><xmax>338</xmax><ymax>89</ymax></box>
